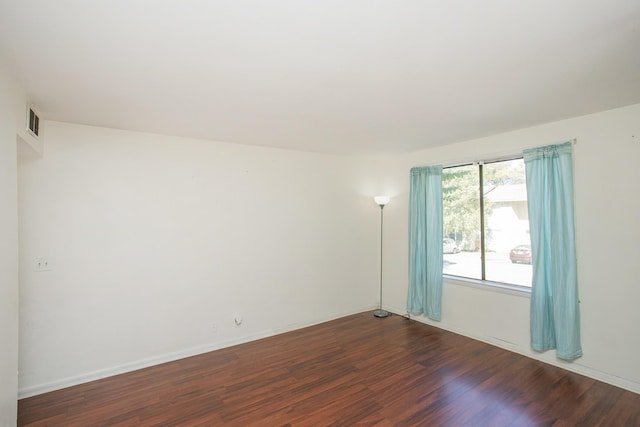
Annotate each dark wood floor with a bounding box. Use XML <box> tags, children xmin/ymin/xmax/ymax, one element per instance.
<box><xmin>18</xmin><ymin>312</ymin><xmax>640</xmax><ymax>426</ymax></box>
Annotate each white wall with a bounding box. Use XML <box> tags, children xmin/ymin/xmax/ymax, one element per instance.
<box><xmin>17</xmin><ymin>103</ymin><xmax>640</xmax><ymax>398</ymax></box>
<box><xmin>18</xmin><ymin>122</ymin><xmax>381</xmax><ymax>396</ymax></box>
<box><xmin>378</xmin><ymin>103</ymin><xmax>640</xmax><ymax>393</ymax></box>
<box><xmin>0</xmin><ymin>66</ymin><xmax>28</xmax><ymax>426</ymax></box>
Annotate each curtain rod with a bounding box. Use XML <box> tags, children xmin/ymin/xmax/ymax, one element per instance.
<box><xmin>442</xmin><ymin>138</ymin><xmax>577</xmax><ymax>169</ymax></box>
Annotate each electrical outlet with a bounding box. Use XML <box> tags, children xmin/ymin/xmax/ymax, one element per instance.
<box><xmin>34</xmin><ymin>258</ymin><xmax>52</xmax><ymax>272</ymax></box>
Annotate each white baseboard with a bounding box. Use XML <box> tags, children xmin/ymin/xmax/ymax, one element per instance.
<box><xmin>18</xmin><ymin>331</ymin><xmax>272</xmax><ymax>399</ymax></box>
<box><xmin>18</xmin><ymin>306</ymin><xmax>375</xmax><ymax>399</ymax></box>
<box><xmin>383</xmin><ymin>304</ymin><xmax>640</xmax><ymax>395</ymax></box>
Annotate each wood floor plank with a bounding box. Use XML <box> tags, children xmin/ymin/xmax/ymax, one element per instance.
<box><xmin>18</xmin><ymin>312</ymin><xmax>640</xmax><ymax>426</ymax></box>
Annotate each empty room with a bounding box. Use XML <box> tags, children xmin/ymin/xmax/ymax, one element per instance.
<box><xmin>1</xmin><ymin>1</ymin><xmax>639</xmax><ymax>425</ymax></box>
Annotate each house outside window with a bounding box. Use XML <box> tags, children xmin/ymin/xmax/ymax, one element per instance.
<box><xmin>442</xmin><ymin>158</ymin><xmax>532</xmax><ymax>288</ymax></box>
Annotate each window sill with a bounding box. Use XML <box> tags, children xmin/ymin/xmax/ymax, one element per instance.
<box><xmin>443</xmin><ymin>275</ymin><xmax>532</xmax><ymax>298</ymax></box>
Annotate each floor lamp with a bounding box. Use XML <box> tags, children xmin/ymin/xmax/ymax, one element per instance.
<box><xmin>373</xmin><ymin>196</ymin><xmax>390</xmax><ymax>318</ymax></box>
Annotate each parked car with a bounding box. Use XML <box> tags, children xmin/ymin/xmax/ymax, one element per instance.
<box><xmin>509</xmin><ymin>244</ymin><xmax>532</xmax><ymax>264</ymax></box>
<box><xmin>443</xmin><ymin>238</ymin><xmax>460</xmax><ymax>254</ymax></box>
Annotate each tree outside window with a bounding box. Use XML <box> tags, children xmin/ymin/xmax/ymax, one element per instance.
<box><xmin>442</xmin><ymin>158</ymin><xmax>532</xmax><ymax>287</ymax></box>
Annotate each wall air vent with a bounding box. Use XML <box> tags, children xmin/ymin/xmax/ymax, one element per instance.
<box><xmin>27</xmin><ymin>104</ymin><xmax>40</xmax><ymax>138</ymax></box>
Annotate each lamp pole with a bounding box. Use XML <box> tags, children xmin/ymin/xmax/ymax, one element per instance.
<box><xmin>373</xmin><ymin>196</ymin><xmax>390</xmax><ymax>318</ymax></box>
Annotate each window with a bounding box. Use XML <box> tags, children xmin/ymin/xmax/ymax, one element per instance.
<box><xmin>442</xmin><ymin>158</ymin><xmax>532</xmax><ymax>288</ymax></box>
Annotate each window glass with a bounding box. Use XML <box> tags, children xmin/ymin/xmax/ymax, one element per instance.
<box><xmin>483</xmin><ymin>159</ymin><xmax>531</xmax><ymax>286</ymax></box>
<box><xmin>442</xmin><ymin>159</ymin><xmax>532</xmax><ymax>288</ymax></box>
<box><xmin>442</xmin><ymin>165</ymin><xmax>481</xmax><ymax>280</ymax></box>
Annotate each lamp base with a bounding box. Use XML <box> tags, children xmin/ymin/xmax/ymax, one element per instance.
<box><xmin>373</xmin><ymin>309</ymin><xmax>390</xmax><ymax>318</ymax></box>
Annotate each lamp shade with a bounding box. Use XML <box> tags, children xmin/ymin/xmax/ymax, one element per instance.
<box><xmin>374</xmin><ymin>196</ymin><xmax>390</xmax><ymax>206</ymax></box>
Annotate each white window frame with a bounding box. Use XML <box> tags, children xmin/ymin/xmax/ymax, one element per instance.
<box><xmin>442</xmin><ymin>156</ymin><xmax>532</xmax><ymax>295</ymax></box>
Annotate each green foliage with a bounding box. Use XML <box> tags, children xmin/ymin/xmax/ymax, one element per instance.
<box><xmin>484</xmin><ymin>160</ymin><xmax>526</xmax><ymax>186</ymax></box>
<box><xmin>443</xmin><ymin>165</ymin><xmax>479</xmax><ymax>249</ymax></box>
<box><xmin>443</xmin><ymin>159</ymin><xmax>526</xmax><ymax>251</ymax></box>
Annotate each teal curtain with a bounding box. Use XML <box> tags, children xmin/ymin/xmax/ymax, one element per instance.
<box><xmin>407</xmin><ymin>166</ymin><xmax>443</xmax><ymax>321</ymax></box>
<box><xmin>524</xmin><ymin>142</ymin><xmax>582</xmax><ymax>360</ymax></box>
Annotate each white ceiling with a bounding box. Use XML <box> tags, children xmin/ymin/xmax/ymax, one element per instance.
<box><xmin>1</xmin><ymin>1</ymin><xmax>639</xmax><ymax>155</ymax></box>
